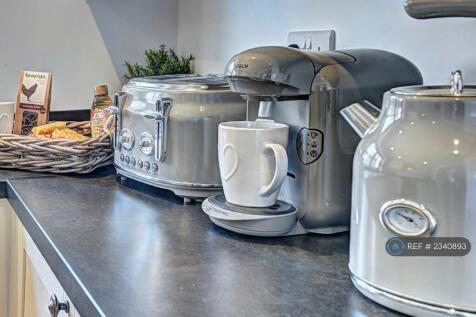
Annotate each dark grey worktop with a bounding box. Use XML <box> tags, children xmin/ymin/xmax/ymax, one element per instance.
<box><xmin>0</xmin><ymin>168</ymin><xmax>52</xmax><ymax>181</ymax></box>
<box><xmin>2</xmin><ymin>168</ymin><xmax>403</xmax><ymax>317</ymax></box>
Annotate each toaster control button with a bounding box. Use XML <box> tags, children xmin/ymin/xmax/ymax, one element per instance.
<box><xmin>137</xmin><ymin>159</ymin><xmax>143</xmax><ymax>168</ymax></box>
<box><xmin>130</xmin><ymin>157</ymin><xmax>136</xmax><ymax>167</ymax></box>
<box><xmin>152</xmin><ymin>163</ymin><xmax>158</xmax><ymax>173</ymax></box>
<box><xmin>125</xmin><ymin>155</ymin><xmax>130</xmax><ymax>164</ymax></box>
<box><xmin>144</xmin><ymin>161</ymin><xmax>151</xmax><ymax>171</ymax></box>
<box><xmin>119</xmin><ymin>129</ymin><xmax>135</xmax><ymax>151</ymax></box>
<box><xmin>139</xmin><ymin>133</ymin><xmax>154</xmax><ymax>156</ymax></box>
<box><xmin>120</xmin><ymin>153</ymin><xmax>124</xmax><ymax>162</ymax></box>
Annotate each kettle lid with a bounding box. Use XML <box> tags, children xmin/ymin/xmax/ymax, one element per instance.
<box><xmin>391</xmin><ymin>70</ymin><xmax>476</xmax><ymax>97</ymax></box>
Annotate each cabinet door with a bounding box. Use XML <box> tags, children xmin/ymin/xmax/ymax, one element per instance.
<box><xmin>1</xmin><ymin>199</ymin><xmax>24</xmax><ymax>317</ymax></box>
<box><xmin>0</xmin><ymin>199</ymin><xmax>12</xmax><ymax>317</ymax></box>
<box><xmin>23</xmin><ymin>254</ymin><xmax>57</xmax><ymax>317</ymax></box>
<box><xmin>22</xmin><ymin>227</ymin><xmax>67</xmax><ymax>317</ymax></box>
<box><xmin>2</xmin><ymin>199</ymin><xmax>77</xmax><ymax>317</ymax></box>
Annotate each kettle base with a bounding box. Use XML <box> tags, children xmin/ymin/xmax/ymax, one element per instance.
<box><xmin>351</xmin><ymin>273</ymin><xmax>476</xmax><ymax>317</ymax></box>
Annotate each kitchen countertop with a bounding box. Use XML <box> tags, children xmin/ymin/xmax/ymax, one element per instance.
<box><xmin>0</xmin><ymin>168</ymin><xmax>54</xmax><ymax>182</ymax></box>
<box><xmin>2</xmin><ymin>167</ymin><xmax>403</xmax><ymax>317</ymax></box>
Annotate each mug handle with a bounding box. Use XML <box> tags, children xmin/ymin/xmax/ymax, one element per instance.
<box><xmin>222</xmin><ymin>144</ymin><xmax>239</xmax><ymax>181</ymax></box>
<box><xmin>0</xmin><ymin>113</ymin><xmax>9</xmax><ymax>133</ymax></box>
<box><xmin>259</xmin><ymin>143</ymin><xmax>288</xmax><ymax>196</ymax></box>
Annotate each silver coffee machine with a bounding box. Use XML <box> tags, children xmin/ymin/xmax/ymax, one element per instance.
<box><xmin>202</xmin><ymin>46</ymin><xmax>422</xmax><ymax>236</ymax></box>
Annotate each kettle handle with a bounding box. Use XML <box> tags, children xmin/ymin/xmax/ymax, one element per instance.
<box><xmin>405</xmin><ymin>0</ymin><xmax>476</xmax><ymax>19</ymax></box>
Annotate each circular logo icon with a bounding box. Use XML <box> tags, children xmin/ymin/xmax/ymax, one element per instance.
<box><xmin>386</xmin><ymin>237</ymin><xmax>405</xmax><ymax>256</ymax></box>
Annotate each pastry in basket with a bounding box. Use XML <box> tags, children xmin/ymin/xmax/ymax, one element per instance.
<box><xmin>31</xmin><ymin>122</ymin><xmax>67</xmax><ymax>136</ymax></box>
<box><xmin>51</xmin><ymin>127</ymin><xmax>87</xmax><ymax>140</ymax></box>
<box><xmin>31</xmin><ymin>122</ymin><xmax>88</xmax><ymax>140</ymax></box>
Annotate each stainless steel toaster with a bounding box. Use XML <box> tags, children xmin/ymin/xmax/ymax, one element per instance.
<box><xmin>110</xmin><ymin>75</ymin><xmax>247</xmax><ymax>201</ymax></box>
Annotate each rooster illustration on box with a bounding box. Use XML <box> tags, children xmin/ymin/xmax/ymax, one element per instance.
<box><xmin>21</xmin><ymin>83</ymin><xmax>38</xmax><ymax>102</ymax></box>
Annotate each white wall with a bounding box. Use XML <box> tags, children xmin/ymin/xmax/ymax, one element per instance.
<box><xmin>0</xmin><ymin>0</ymin><xmax>177</xmax><ymax>110</ymax></box>
<box><xmin>2</xmin><ymin>0</ymin><xmax>475</xmax><ymax>111</ymax></box>
<box><xmin>177</xmin><ymin>0</ymin><xmax>476</xmax><ymax>85</ymax></box>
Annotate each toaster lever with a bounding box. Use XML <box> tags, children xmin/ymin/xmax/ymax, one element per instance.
<box><xmin>106</xmin><ymin>106</ymin><xmax>120</xmax><ymax>115</ymax></box>
<box><xmin>143</xmin><ymin>98</ymin><xmax>172</xmax><ymax>162</ymax></box>
<box><xmin>110</xmin><ymin>92</ymin><xmax>127</xmax><ymax>150</ymax></box>
<box><xmin>143</xmin><ymin>112</ymin><xmax>163</xmax><ymax>120</ymax></box>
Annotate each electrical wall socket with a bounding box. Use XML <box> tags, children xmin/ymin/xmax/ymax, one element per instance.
<box><xmin>287</xmin><ymin>30</ymin><xmax>336</xmax><ymax>52</ymax></box>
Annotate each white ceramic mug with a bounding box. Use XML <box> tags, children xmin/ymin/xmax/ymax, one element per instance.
<box><xmin>218</xmin><ymin>121</ymin><xmax>289</xmax><ymax>207</ymax></box>
<box><xmin>0</xmin><ymin>102</ymin><xmax>15</xmax><ymax>134</ymax></box>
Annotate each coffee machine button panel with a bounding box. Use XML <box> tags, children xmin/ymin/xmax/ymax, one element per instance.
<box><xmin>296</xmin><ymin>128</ymin><xmax>324</xmax><ymax>165</ymax></box>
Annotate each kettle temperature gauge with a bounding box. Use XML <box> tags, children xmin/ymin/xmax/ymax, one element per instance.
<box><xmin>380</xmin><ymin>199</ymin><xmax>437</xmax><ymax>237</ymax></box>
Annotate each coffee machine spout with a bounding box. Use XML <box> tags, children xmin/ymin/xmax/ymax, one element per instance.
<box><xmin>257</xmin><ymin>100</ymin><xmax>275</xmax><ymax>120</ymax></box>
<box><xmin>340</xmin><ymin>100</ymin><xmax>381</xmax><ymax>138</ymax></box>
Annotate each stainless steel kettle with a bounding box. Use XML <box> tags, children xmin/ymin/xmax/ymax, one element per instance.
<box><xmin>341</xmin><ymin>71</ymin><xmax>476</xmax><ymax>316</ymax></box>
<box><xmin>340</xmin><ymin>1</ymin><xmax>476</xmax><ymax>314</ymax></box>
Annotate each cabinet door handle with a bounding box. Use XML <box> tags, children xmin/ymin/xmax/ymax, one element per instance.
<box><xmin>48</xmin><ymin>294</ymin><xmax>69</xmax><ymax>317</ymax></box>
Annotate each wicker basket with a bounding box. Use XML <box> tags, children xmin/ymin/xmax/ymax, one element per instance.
<box><xmin>0</xmin><ymin>121</ymin><xmax>113</xmax><ymax>174</ymax></box>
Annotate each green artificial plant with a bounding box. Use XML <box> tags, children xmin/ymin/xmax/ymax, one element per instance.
<box><xmin>124</xmin><ymin>44</ymin><xmax>194</xmax><ymax>80</ymax></box>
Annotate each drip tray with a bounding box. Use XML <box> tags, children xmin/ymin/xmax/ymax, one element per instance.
<box><xmin>202</xmin><ymin>194</ymin><xmax>298</xmax><ymax>237</ymax></box>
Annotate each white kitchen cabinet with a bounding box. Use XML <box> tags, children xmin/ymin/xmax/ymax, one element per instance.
<box><xmin>0</xmin><ymin>199</ymin><xmax>23</xmax><ymax>317</ymax></box>
<box><xmin>24</xmin><ymin>254</ymin><xmax>57</xmax><ymax>317</ymax></box>
<box><xmin>0</xmin><ymin>199</ymin><xmax>13</xmax><ymax>317</ymax></box>
<box><xmin>1</xmin><ymin>199</ymin><xmax>80</xmax><ymax>317</ymax></box>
